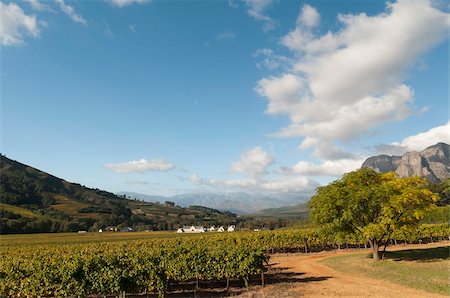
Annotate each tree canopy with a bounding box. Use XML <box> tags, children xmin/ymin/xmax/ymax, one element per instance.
<box><xmin>308</xmin><ymin>168</ymin><xmax>438</xmax><ymax>259</ymax></box>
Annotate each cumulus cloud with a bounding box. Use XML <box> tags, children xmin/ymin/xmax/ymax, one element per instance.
<box><xmin>257</xmin><ymin>1</ymin><xmax>449</xmax><ymax>143</ymax></box>
<box><xmin>190</xmin><ymin>174</ymin><xmax>318</xmax><ymax>193</ymax></box>
<box><xmin>54</xmin><ymin>0</ymin><xmax>87</xmax><ymax>25</ymax></box>
<box><xmin>230</xmin><ymin>147</ymin><xmax>275</xmax><ymax>177</ymax></box>
<box><xmin>108</xmin><ymin>0</ymin><xmax>150</xmax><ymax>8</ymax></box>
<box><xmin>105</xmin><ymin>159</ymin><xmax>175</xmax><ymax>173</ymax></box>
<box><xmin>279</xmin><ymin>158</ymin><xmax>365</xmax><ymax>177</ymax></box>
<box><xmin>0</xmin><ymin>1</ymin><xmax>40</xmax><ymax>46</ymax></box>
<box><xmin>242</xmin><ymin>0</ymin><xmax>276</xmax><ymax>31</ymax></box>
<box><xmin>376</xmin><ymin>121</ymin><xmax>450</xmax><ymax>155</ymax></box>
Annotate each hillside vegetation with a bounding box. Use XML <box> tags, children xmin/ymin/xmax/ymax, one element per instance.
<box><xmin>0</xmin><ymin>155</ymin><xmax>237</xmax><ymax>233</ymax></box>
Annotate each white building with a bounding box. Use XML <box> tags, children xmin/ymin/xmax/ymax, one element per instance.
<box><xmin>209</xmin><ymin>225</ymin><xmax>216</xmax><ymax>232</ymax></box>
<box><xmin>177</xmin><ymin>226</ymin><xmax>205</xmax><ymax>233</ymax></box>
<box><xmin>217</xmin><ymin>226</ymin><xmax>225</xmax><ymax>232</ymax></box>
<box><xmin>227</xmin><ymin>225</ymin><xmax>236</xmax><ymax>232</ymax></box>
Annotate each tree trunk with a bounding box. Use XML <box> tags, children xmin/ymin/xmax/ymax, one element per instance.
<box><xmin>369</xmin><ymin>239</ymin><xmax>380</xmax><ymax>260</ymax></box>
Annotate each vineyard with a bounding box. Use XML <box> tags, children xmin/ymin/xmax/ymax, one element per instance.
<box><xmin>1</xmin><ymin>223</ymin><xmax>448</xmax><ymax>297</ymax></box>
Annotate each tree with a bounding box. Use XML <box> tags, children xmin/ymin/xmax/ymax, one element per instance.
<box><xmin>308</xmin><ymin>168</ymin><xmax>437</xmax><ymax>260</ymax></box>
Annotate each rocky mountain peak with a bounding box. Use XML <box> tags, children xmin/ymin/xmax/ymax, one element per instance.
<box><xmin>362</xmin><ymin>142</ymin><xmax>449</xmax><ymax>183</ymax></box>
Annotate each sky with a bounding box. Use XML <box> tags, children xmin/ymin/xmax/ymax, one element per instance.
<box><xmin>1</xmin><ymin>0</ymin><xmax>449</xmax><ymax>199</ymax></box>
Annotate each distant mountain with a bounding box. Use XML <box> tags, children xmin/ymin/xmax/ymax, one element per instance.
<box><xmin>362</xmin><ymin>142</ymin><xmax>450</xmax><ymax>183</ymax></box>
<box><xmin>251</xmin><ymin>202</ymin><xmax>309</xmax><ymax>219</ymax></box>
<box><xmin>0</xmin><ymin>155</ymin><xmax>237</xmax><ymax>234</ymax></box>
<box><xmin>119</xmin><ymin>191</ymin><xmax>312</xmax><ymax>214</ymax></box>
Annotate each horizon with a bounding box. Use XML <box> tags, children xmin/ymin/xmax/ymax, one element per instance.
<box><xmin>1</xmin><ymin>0</ymin><xmax>449</xmax><ymax>204</ymax></box>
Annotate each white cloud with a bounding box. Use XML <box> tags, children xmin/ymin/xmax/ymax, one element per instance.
<box><xmin>24</xmin><ymin>0</ymin><xmax>51</xmax><ymax>11</ymax></box>
<box><xmin>299</xmin><ymin>138</ymin><xmax>358</xmax><ymax>160</ymax></box>
<box><xmin>230</xmin><ymin>147</ymin><xmax>275</xmax><ymax>177</ymax></box>
<box><xmin>0</xmin><ymin>2</ymin><xmax>39</xmax><ymax>46</ymax></box>
<box><xmin>190</xmin><ymin>174</ymin><xmax>318</xmax><ymax>194</ymax></box>
<box><xmin>381</xmin><ymin>121</ymin><xmax>449</xmax><ymax>154</ymax></box>
<box><xmin>108</xmin><ymin>0</ymin><xmax>150</xmax><ymax>8</ymax></box>
<box><xmin>257</xmin><ymin>0</ymin><xmax>449</xmax><ymax>144</ymax></box>
<box><xmin>297</xmin><ymin>4</ymin><xmax>320</xmax><ymax>28</ymax></box>
<box><xmin>242</xmin><ymin>0</ymin><xmax>276</xmax><ymax>31</ymax></box>
<box><xmin>105</xmin><ymin>159</ymin><xmax>175</xmax><ymax>173</ymax></box>
<box><xmin>254</xmin><ymin>48</ymin><xmax>291</xmax><ymax>70</ymax></box>
<box><xmin>54</xmin><ymin>0</ymin><xmax>87</xmax><ymax>25</ymax></box>
<box><xmin>280</xmin><ymin>158</ymin><xmax>365</xmax><ymax>177</ymax></box>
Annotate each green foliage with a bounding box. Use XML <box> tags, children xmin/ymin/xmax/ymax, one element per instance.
<box><xmin>420</xmin><ymin>205</ymin><xmax>450</xmax><ymax>224</ymax></box>
<box><xmin>0</xmin><ymin>234</ymin><xmax>268</xmax><ymax>297</ymax></box>
<box><xmin>1</xmin><ymin>224</ymin><xmax>448</xmax><ymax>296</ymax></box>
<box><xmin>309</xmin><ymin>168</ymin><xmax>438</xmax><ymax>259</ymax></box>
<box><xmin>430</xmin><ymin>178</ymin><xmax>450</xmax><ymax>206</ymax></box>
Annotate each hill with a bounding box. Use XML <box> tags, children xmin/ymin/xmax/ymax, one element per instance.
<box><xmin>362</xmin><ymin>143</ymin><xmax>450</xmax><ymax>183</ymax></box>
<box><xmin>0</xmin><ymin>155</ymin><xmax>237</xmax><ymax>234</ymax></box>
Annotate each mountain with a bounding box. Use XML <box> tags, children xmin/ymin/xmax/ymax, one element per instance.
<box><xmin>0</xmin><ymin>155</ymin><xmax>237</xmax><ymax>234</ymax></box>
<box><xmin>251</xmin><ymin>202</ymin><xmax>309</xmax><ymax>219</ymax></box>
<box><xmin>119</xmin><ymin>191</ymin><xmax>312</xmax><ymax>214</ymax></box>
<box><xmin>362</xmin><ymin>143</ymin><xmax>450</xmax><ymax>183</ymax></box>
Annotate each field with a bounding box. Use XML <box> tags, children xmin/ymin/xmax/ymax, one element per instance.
<box><xmin>1</xmin><ymin>226</ymin><xmax>449</xmax><ymax>297</ymax></box>
<box><xmin>321</xmin><ymin>245</ymin><xmax>450</xmax><ymax>295</ymax></box>
<box><xmin>245</xmin><ymin>242</ymin><xmax>450</xmax><ymax>298</ymax></box>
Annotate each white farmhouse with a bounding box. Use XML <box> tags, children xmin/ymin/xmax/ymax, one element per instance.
<box><xmin>227</xmin><ymin>225</ymin><xmax>236</xmax><ymax>232</ymax></box>
<box><xmin>217</xmin><ymin>226</ymin><xmax>225</xmax><ymax>232</ymax></box>
<box><xmin>179</xmin><ymin>225</ymin><xmax>205</xmax><ymax>233</ymax></box>
<box><xmin>209</xmin><ymin>225</ymin><xmax>216</xmax><ymax>232</ymax></box>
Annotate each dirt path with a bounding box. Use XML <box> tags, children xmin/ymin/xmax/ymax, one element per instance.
<box><xmin>239</xmin><ymin>242</ymin><xmax>449</xmax><ymax>298</ymax></box>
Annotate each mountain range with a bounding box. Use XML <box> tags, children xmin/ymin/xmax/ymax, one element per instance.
<box><xmin>118</xmin><ymin>191</ymin><xmax>311</xmax><ymax>214</ymax></box>
<box><xmin>362</xmin><ymin>142</ymin><xmax>449</xmax><ymax>183</ymax></box>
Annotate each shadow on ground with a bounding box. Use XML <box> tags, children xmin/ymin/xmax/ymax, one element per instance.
<box><xmin>125</xmin><ymin>265</ymin><xmax>331</xmax><ymax>297</ymax></box>
<box><xmin>373</xmin><ymin>246</ymin><xmax>450</xmax><ymax>262</ymax></box>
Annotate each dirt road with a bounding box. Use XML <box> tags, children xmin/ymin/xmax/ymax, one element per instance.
<box><xmin>238</xmin><ymin>242</ymin><xmax>449</xmax><ymax>298</ymax></box>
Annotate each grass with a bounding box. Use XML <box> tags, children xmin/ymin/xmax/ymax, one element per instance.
<box><xmin>51</xmin><ymin>194</ymin><xmax>90</xmax><ymax>214</ymax></box>
<box><xmin>321</xmin><ymin>246</ymin><xmax>450</xmax><ymax>295</ymax></box>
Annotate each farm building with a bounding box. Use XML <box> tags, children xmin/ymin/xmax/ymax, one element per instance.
<box><xmin>217</xmin><ymin>226</ymin><xmax>225</xmax><ymax>232</ymax></box>
<box><xmin>227</xmin><ymin>225</ymin><xmax>236</xmax><ymax>232</ymax></box>
<box><xmin>177</xmin><ymin>226</ymin><xmax>206</xmax><ymax>233</ymax></box>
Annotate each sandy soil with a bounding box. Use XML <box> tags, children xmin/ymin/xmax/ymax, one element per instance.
<box><xmin>238</xmin><ymin>242</ymin><xmax>449</xmax><ymax>298</ymax></box>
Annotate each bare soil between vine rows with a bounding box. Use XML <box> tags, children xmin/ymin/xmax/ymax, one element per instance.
<box><xmin>122</xmin><ymin>241</ymin><xmax>449</xmax><ymax>298</ymax></box>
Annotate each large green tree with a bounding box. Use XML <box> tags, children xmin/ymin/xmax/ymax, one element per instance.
<box><xmin>308</xmin><ymin>168</ymin><xmax>437</xmax><ymax>259</ymax></box>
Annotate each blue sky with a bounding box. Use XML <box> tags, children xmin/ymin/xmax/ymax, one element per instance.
<box><xmin>1</xmin><ymin>0</ymin><xmax>449</xmax><ymax>198</ymax></box>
